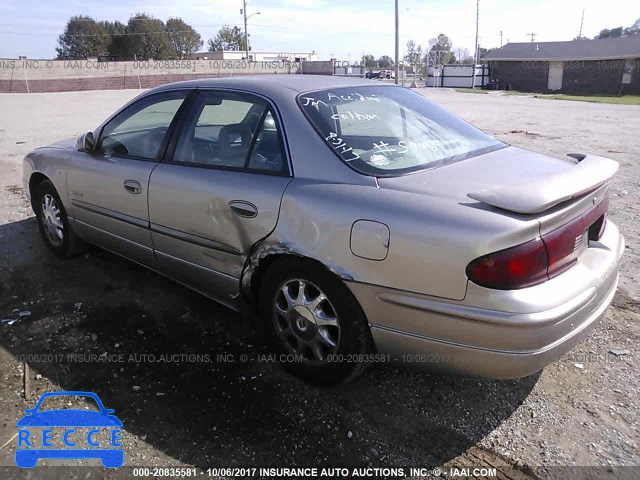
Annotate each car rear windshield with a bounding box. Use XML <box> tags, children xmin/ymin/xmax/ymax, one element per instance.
<box><xmin>297</xmin><ymin>86</ymin><xmax>506</xmax><ymax>176</ymax></box>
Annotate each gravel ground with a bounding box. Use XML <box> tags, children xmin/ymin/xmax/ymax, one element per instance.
<box><xmin>0</xmin><ymin>87</ymin><xmax>638</xmax><ymax>479</ymax></box>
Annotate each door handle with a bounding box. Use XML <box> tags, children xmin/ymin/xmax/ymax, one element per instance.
<box><xmin>229</xmin><ymin>200</ymin><xmax>258</xmax><ymax>218</ymax></box>
<box><xmin>123</xmin><ymin>180</ymin><xmax>142</xmax><ymax>194</ymax></box>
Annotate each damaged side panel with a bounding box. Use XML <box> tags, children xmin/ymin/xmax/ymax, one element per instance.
<box><xmin>241</xmin><ymin>178</ymin><xmax>514</xmax><ymax>303</ymax></box>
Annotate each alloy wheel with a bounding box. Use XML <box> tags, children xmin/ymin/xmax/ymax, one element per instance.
<box><xmin>41</xmin><ymin>194</ymin><xmax>64</xmax><ymax>247</ymax></box>
<box><xmin>273</xmin><ymin>278</ymin><xmax>341</xmax><ymax>362</ymax></box>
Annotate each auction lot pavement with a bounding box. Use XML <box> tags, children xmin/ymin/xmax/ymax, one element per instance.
<box><xmin>0</xmin><ymin>87</ymin><xmax>638</xmax><ymax>478</ymax></box>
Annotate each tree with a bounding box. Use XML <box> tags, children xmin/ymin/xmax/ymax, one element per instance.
<box><xmin>455</xmin><ymin>48</ymin><xmax>470</xmax><ymax>64</ymax></box>
<box><xmin>624</xmin><ymin>18</ymin><xmax>640</xmax><ymax>36</ymax></box>
<box><xmin>208</xmin><ymin>25</ymin><xmax>247</xmax><ymax>52</ymax></box>
<box><xmin>428</xmin><ymin>34</ymin><xmax>456</xmax><ymax>64</ymax></box>
<box><xmin>404</xmin><ymin>40</ymin><xmax>423</xmax><ymax>66</ymax></box>
<box><xmin>594</xmin><ymin>18</ymin><xmax>640</xmax><ymax>39</ymax></box>
<box><xmin>377</xmin><ymin>55</ymin><xmax>394</xmax><ymax>68</ymax></box>
<box><xmin>429</xmin><ymin>34</ymin><xmax>452</xmax><ymax>52</ymax></box>
<box><xmin>361</xmin><ymin>54</ymin><xmax>377</xmax><ymax>69</ymax></box>
<box><xmin>124</xmin><ymin>13</ymin><xmax>176</xmax><ymax>59</ymax></box>
<box><xmin>166</xmin><ymin>18</ymin><xmax>203</xmax><ymax>58</ymax></box>
<box><xmin>56</xmin><ymin>16</ymin><xmax>109</xmax><ymax>59</ymax></box>
<box><xmin>99</xmin><ymin>20</ymin><xmax>128</xmax><ymax>59</ymax></box>
<box><xmin>58</xmin><ymin>14</ymin><xmax>204</xmax><ymax>60</ymax></box>
<box><xmin>454</xmin><ymin>48</ymin><xmax>464</xmax><ymax>63</ymax></box>
<box><xmin>596</xmin><ymin>27</ymin><xmax>624</xmax><ymax>39</ymax></box>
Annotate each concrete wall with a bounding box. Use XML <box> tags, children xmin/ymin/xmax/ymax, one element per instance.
<box><xmin>190</xmin><ymin>51</ymin><xmax>317</xmax><ymax>62</ymax></box>
<box><xmin>0</xmin><ymin>59</ymin><xmax>300</xmax><ymax>93</ymax></box>
<box><xmin>300</xmin><ymin>60</ymin><xmax>335</xmax><ymax>75</ymax></box>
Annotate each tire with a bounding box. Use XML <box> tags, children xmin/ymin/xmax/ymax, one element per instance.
<box><xmin>34</xmin><ymin>179</ymin><xmax>88</xmax><ymax>257</ymax></box>
<box><xmin>258</xmin><ymin>257</ymin><xmax>374</xmax><ymax>384</ymax></box>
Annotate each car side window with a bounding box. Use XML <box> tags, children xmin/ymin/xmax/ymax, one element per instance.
<box><xmin>99</xmin><ymin>90</ymin><xmax>188</xmax><ymax>160</ymax></box>
<box><xmin>247</xmin><ymin>111</ymin><xmax>287</xmax><ymax>173</ymax></box>
<box><xmin>173</xmin><ymin>92</ymin><xmax>266</xmax><ymax>168</ymax></box>
<box><xmin>172</xmin><ymin>91</ymin><xmax>288</xmax><ymax>174</ymax></box>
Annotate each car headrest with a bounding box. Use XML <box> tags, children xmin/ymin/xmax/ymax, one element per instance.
<box><xmin>218</xmin><ymin>123</ymin><xmax>252</xmax><ymax>160</ymax></box>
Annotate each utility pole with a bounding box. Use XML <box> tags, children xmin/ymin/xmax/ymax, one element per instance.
<box><xmin>499</xmin><ymin>30</ymin><xmax>503</xmax><ymax>47</ymax></box>
<box><xmin>394</xmin><ymin>0</ymin><xmax>399</xmax><ymax>84</ymax></box>
<box><xmin>242</xmin><ymin>0</ymin><xmax>249</xmax><ymax>61</ymax></box>
<box><xmin>578</xmin><ymin>9</ymin><xmax>585</xmax><ymax>38</ymax></box>
<box><xmin>471</xmin><ymin>0</ymin><xmax>479</xmax><ymax>88</ymax></box>
<box><xmin>241</xmin><ymin>1</ymin><xmax>261</xmax><ymax>61</ymax></box>
<box><xmin>528</xmin><ymin>32</ymin><xmax>536</xmax><ymax>42</ymax></box>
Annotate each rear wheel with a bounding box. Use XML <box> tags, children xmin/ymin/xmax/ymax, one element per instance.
<box><xmin>258</xmin><ymin>258</ymin><xmax>374</xmax><ymax>384</ymax></box>
<box><xmin>34</xmin><ymin>179</ymin><xmax>87</xmax><ymax>257</ymax></box>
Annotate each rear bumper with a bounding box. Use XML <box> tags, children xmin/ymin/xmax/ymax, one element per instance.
<box><xmin>347</xmin><ymin>221</ymin><xmax>624</xmax><ymax>379</ymax></box>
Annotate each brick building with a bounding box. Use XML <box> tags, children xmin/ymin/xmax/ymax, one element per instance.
<box><xmin>485</xmin><ymin>36</ymin><xmax>640</xmax><ymax>94</ymax></box>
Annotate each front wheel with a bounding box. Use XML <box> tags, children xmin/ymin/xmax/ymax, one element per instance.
<box><xmin>34</xmin><ymin>179</ymin><xmax>87</xmax><ymax>257</ymax></box>
<box><xmin>258</xmin><ymin>258</ymin><xmax>374</xmax><ymax>384</ymax></box>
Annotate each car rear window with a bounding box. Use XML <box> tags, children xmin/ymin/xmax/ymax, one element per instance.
<box><xmin>297</xmin><ymin>86</ymin><xmax>505</xmax><ymax>176</ymax></box>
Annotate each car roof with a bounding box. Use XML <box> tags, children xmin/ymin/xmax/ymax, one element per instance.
<box><xmin>150</xmin><ymin>74</ymin><xmax>396</xmax><ymax>96</ymax></box>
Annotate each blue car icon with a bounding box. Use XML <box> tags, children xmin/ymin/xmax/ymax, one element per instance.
<box><xmin>15</xmin><ymin>391</ymin><xmax>123</xmax><ymax>468</ymax></box>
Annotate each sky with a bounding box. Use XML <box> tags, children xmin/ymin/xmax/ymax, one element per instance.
<box><xmin>0</xmin><ymin>0</ymin><xmax>637</xmax><ymax>60</ymax></box>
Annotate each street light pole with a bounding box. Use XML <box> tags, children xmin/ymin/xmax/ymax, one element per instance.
<box><xmin>242</xmin><ymin>2</ymin><xmax>261</xmax><ymax>61</ymax></box>
<box><xmin>394</xmin><ymin>0</ymin><xmax>399</xmax><ymax>84</ymax></box>
<box><xmin>243</xmin><ymin>0</ymin><xmax>249</xmax><ymax>60</ymax></box>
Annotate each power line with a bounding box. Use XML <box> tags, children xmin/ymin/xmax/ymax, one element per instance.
<box><xmin>0</xmin><ymin>29</ymin><xmax>223</xmax><ymax>38</ymax></box>
<box><xmin>246</xmin><ymin>23</ymin><xmax>303</xmax><ymax>32</ymax></box>
<box><xmin>0</xmin><ymin>21</ymin><xmax>307</xmax><ymax>36</ymax></box>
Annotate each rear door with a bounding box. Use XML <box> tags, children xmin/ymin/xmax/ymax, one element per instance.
<box><xmin>67</xmin><ymin>90</ymin><xmax>190</xmax><ymax>267</ymax></box>
<box><xmin>148</xmin><ymin>89</ymin><xmax>292</xmax><ymax>308</ymax></box>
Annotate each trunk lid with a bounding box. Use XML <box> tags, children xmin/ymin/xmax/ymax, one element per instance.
<box><xmin>378</xmin><ymin>145</ymin><xmax>617</xmax><ymax>288</ymax></box>
<box><xmin>377</xmin><ymin>146</ymin><xmax>617</xmax><ymax>216</ymax></box>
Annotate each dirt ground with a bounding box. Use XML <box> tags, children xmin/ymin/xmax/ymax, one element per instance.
<box><xmin>0</xmin><ymin>87</ymin><xmax>638</xmax><ymax>479</ymax></box>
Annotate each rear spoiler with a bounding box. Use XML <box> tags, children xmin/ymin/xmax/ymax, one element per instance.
<box><xmin>467</xmin><ymin>154</ymin><xmax>619</xmax><ymax>214</ymax></box>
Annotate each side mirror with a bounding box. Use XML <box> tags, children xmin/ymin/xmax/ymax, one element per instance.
<box><xmin>77</xmin><ymin>132</ymin><xmax>96</xmax><ymax>153</ymax></box>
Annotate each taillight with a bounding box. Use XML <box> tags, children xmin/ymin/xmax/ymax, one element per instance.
<box><xmin>544</xmin><ymin>195</ymin><xmax>609</xmax><ymax>278</ymax></box>
<box><xmin>467</xmin><ymin>195</ymin><xmax>609</xmax><ymax>290</ymax></box>
<box><xmin>466</xmin><ymin>238</ymin><xmax>549</xmax><ymax>290</ymax></box>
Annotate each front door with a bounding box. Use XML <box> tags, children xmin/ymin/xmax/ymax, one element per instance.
<box><xmin>148</xmin><ymin>90</ymin><xmax>292</xmax><ymax>308</ymax></box>
<box><xmin>548</xmin><ymin>61</ymin><xmax>564</xmax><ymax>91</ymax></box>
<box><xmin>67</xmin><ymin>90</ymin><xmax>190</xmax><ymax>266</ymax></box>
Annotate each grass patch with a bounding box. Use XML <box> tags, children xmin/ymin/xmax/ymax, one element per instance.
<box><xmin>539</xmin><ymin>94</ymin><xmax>640</xmax><ymax>105</ymax></box>
<box><xmin>453</xmin><ymin>88</ymin><xmax>488</xmax><ymax>94</ymax></box>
